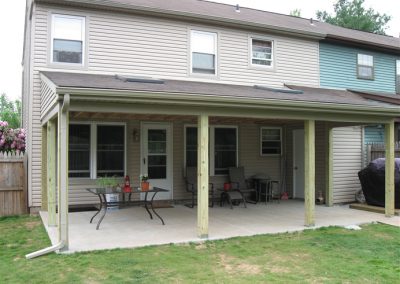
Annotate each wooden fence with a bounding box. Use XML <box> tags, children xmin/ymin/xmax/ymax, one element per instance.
<box><xmin>367</xmin><ymin>142</ymin><xmax>400</xmax><ymax>162</ymax></box>
<box><xmin>0</xmin><ymin>152</ymin><xmax>28</xmax><ymax>216</ymax></box>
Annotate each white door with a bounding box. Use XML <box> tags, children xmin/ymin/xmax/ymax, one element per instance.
<box><xmin>141</xmin><ymin>123</ymin><xmax>173</xmax><ymax>200</ymax></box>
<box><xmin>293</xmin><ymin>129</ymin><xmax>305</xmax><ymax>199</ymax></box>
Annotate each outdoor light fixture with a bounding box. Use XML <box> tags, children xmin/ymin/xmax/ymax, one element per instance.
<box><xmin>132</xmin><ymin>128</ymin><xmax>140</xmax><ymax>142</ymax></box>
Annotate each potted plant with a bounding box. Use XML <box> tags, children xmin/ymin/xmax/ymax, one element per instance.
<box><xmin>96</xmin><ymin>176</ymin><xmax>119</xmax><ymax>190</ymax></box>
<box><xmin>140</xmin><ymin>175</ymin><xmax>150</xmax><ymax>191</ymax></box>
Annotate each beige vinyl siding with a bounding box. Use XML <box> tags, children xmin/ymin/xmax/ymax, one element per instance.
<box><xmin>40</xmin><ymin>78</ymin><xmax>57</xmax><ymax>118</ymax></box>
<box><xmin>332</xmin><ymin>126</ymin><xmax>362</xmax><ymax>203</ymax></box>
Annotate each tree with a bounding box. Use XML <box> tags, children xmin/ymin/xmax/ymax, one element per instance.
<box><xmin>316</xmin><ymin>0</ymin><xmax>391</xmax><ymax>35</ymax></box>
<box><xmin>0</xmin><ymin>93</ymin><xmax>21</xmax><ymax>129</ymax></box>
<box><xmin>290</xmin><ymin>9</ymin><xmax>301</xmax><ymax>17</ymax></box>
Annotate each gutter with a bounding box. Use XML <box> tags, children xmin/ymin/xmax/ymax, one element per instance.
<box><xmin>55</xmin><ymin>86</ymin><xmax>400</xmax><ymax>118</ymax></box>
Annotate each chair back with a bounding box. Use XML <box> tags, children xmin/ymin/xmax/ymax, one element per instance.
<box><xmin>229</xmin><ymin>167</ymin><xmax>247</xmax><ymax>189</ymax></box>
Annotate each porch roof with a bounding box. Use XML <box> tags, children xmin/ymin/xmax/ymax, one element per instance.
<box><xmin>42</xmin><ymin>71</ymin><xmax>399</xmax><ymax>112</ymax></box>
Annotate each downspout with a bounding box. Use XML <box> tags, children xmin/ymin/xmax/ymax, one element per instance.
<box><xmin>25</xmin><ymin>94</ymin><xmax>70</xmax><ymax>259</ymax></box>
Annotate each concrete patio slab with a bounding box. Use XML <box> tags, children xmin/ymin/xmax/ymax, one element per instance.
<box><xmin>39</xmin><ymin>200</ymin><xmax>400</xmax><ymax>253</ymax></box>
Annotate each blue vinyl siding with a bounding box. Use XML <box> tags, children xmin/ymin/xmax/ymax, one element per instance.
<box><xmin>364</xmin><ymin>126</ymin><xmax>384</xmax><ymax>144</ymax></box>
<box><xmin>320</xmin><ymin>43</ymin><xmax>399</xmax><ymax>93</ymax></box>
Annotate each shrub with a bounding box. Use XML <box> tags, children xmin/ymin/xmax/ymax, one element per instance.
<box><xmin>0</xmin><ymin>121</ymin><xmax>26</xmax><ymax>153</ymax></box>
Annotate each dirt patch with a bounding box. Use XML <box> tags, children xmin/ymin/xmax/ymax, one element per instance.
<box><xmin>218</xmin><ymin>254</ymin><xmax>261</xmax><ymax>275</ymax></box>
<box><xmin>25</xmin><ymin>221</ymin><xmax>40</xmax><ymax>230</ymax></box>
<box><xmin>195</xmin><ymin>242</ymin><xmax>207</xmax><ymax>250</ymax></box>
<box><xmin>373</xmin><ymin>232</ymin><xmax>394</xmax><ymax>240</ymax></box>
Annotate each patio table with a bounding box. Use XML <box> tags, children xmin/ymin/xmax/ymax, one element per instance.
<box><xmin>86</xmin><ymin>187</ymin><xmax>169</xmax><ymax>229</ymax></box>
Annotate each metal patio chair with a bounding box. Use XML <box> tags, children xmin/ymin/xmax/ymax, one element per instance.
<box><xmin>228</xmin><ymin>167</ymin><xmax>258</xmax><ymax>204</ymax></box>
<box><xmin>185</xmin><ymin>167</ymin><xmax>214</xmax><ymax>208</ymax></box>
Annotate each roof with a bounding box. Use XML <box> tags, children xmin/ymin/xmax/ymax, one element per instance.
<box><xmin>41</xmin><ymin>71</ymin><xmax>400</xmax><ymax>112</ymax></box>
<box><xmin>38</xmin><ymin>0</ymin><xmax>400</xmax><ymax>52</ymax></box>
<box><xmin>347</xmin><ymin>89</ymin><xmax>400</xmax><ymax>105</ymax></box>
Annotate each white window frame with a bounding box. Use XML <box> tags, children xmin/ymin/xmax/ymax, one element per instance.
<box><xmin>69</xmin><ymin>122</ymin><xmax>127</xmax><ymax>180</ymax></box>
<box><xmin>184</xmin><ymin>125</ymin><xmax>238</xmax><ymax>176</ymax></box>
<box><xmin>249</xmin><ymin>37</ymin><xmax>274</xmax><ymax>69</ymax></box>
<box><xmin>190</xmin><ymin>29</ymin><xmax>218</xmax><ymax>77</ymax></box>
<box><xmin>51</xmin><ymin>14</ymin><xmax>86</xmax><ymax>66</ymax></box>
<box><xmin>357</xmin><ymin>53</ymin><xmax>374</xmax><ymax>80</ymax></box>
<box><xmin>396</xmin><ymin>60</ymin><xmax>400</xmax><ymax>94</ymax></box>
<box><xmin>260</xmin><ymin>127</ymin><xmax>282</xmax><ymax>156</ymax></box>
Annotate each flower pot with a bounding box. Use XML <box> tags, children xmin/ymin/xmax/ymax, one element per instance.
<box><xmin>223</xmin><ymin>182</ymin><xmax>231</xmax><ymax>191</ymax></box>
<box><xmin>141</xmin><ymin>181</ymin><xmax>150</xmax><ymax>191</ymax></box>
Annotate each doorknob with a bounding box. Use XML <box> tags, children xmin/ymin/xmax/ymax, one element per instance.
<box><xmin>143</xmin><ymin>158</ymin><xmax>146</xmax><ymax>164</ymax></box>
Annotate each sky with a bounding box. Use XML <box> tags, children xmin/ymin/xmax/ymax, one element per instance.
<box><xmin>0</xmin><ymin>0</ymin><xmax>399</xmax><ymax>101</ymax></box>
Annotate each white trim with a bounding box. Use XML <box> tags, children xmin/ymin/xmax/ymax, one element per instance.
<box><xmin>248</xmin><ymin>36</ymin><xmax>275</xmax><ymax>70</ymax></box>
<box><xmin>260</xmin><ymin>126</ymin><xmax>282</xmax><ymax>156</ymax></box>
<box><xmin>68</xmin><ymin>121</ymin><xmax>127</xmax><ymax>180</ymax></box>
<box><xmin>50</xmin><ymin>13</ymin><xmax>86</xmax><ymax>66</ymax></box>
<box><xmin>189</xmin><ymin>29</ymin><xmax>219</xmax><ymax>78</ymax></box>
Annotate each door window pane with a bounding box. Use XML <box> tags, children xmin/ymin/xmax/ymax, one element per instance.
<box><xmin>97</xmin><ymin>125</ymin><xmax>124</xmax><ymax>177</ymax></box>
<box><xmin>147</xmin><ymin>129</ymin><xmax>167</xmax><ymax>179</ymax></box>
<box><xmin>69</xmin><ymin>124</ymin><xmax>90</xmax><ymax>178</ymax></box>
<box><xmin>186</xmin><ymin>127</ymin><xmax>197</xmax><ymax>167</ymax></box>
<box><xmin>214</xmin><ymin>128</ymin><xmax>237</xmax><ymax>175</ymax></box>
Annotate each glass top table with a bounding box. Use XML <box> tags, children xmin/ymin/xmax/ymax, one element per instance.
<box><xmin>86</xmin><ymin>187</ymin><xmax>169</xmax><ymax>230</ymax></box>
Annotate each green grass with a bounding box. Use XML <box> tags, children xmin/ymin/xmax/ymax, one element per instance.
<box><xmin>1</xmin><ymin>215</ymin><xmax>399</xmax><ymax>283</ymax></box>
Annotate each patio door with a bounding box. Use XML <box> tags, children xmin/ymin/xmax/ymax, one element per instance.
<box><xmin>141</xmin><ymin>123</ymin><xmax>173</xmax><ymax>200</ymax></box>
<box><xmin>293</xmin><ymin>129</ymin><xmax>305</xmax><ymax>199</ymax></box>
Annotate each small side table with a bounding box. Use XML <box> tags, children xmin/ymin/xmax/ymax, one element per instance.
<box><xmin>218</xmin><ymin>189</ymin><xmax>246</xmax><ymax>209</ymax></box>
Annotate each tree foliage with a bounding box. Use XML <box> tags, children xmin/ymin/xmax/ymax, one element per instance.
<box><xmin>316</xmin><ymin>0</ymin><xmax>391</xmax><ymax>35</ymax></box>
<box><xmin>0</xmin><ymin>93</ymin><xmax>21</xmax><ymax>129</ymax></box>
<box><xmin>290</xmin><ymin>9</ymin><xmax>301</xmax><ymax>17</ymax></box>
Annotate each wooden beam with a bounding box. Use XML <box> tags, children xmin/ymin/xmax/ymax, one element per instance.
<box><xmin>57</xmin><ymin>95</ymin><xmax>70</xmax><ymax>249</ymax></box>
<box><xmin>325</xmin><ymin>126</ymin><xmax>333</xmax><ymax>207</ymax></box>
<box><xmin>197</xmin><ymin>114</ymin><xmax>209</xmax><ymax>238</ymax></box>
<box><xmin>385</xmin><ymin>121</ymin><xmax>395</xmax><ymax>217</ymax></box>
<box><xmin>47</xmin><ymin>119</ymin><xmax>57</xmax><ymax>226</ymax></box>
<box><xmin>41</xmin><ymin>125</ymin><xmax>48</xmax><ymax>211</ymax></box>
<box><xmin>304</xmin><ymin>120</ymin><xmax>315</xmax><ymax>226</ymax></box>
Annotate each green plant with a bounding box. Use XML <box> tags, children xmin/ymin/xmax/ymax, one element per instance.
<box><xmin>140</xmin><ymin>175</ymin><xmax>149</xmax><ymax>182</ymax></box>
<box><xmin>96</xmin><ymin>176</ymin><xmax>119</xmax><ymax>188</ymax></box>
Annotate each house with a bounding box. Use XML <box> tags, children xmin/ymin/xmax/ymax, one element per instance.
<box><xmin>22</xmin><ymin>0</ymin><xmax>399</xmax><ymax>250</ymax></box>
<box><xmin>316</xmin><ymin>23</ymin><xmax>400</xmax><ymax>204</ymax></box>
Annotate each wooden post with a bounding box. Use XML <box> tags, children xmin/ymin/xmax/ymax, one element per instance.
<box><xmin>385</xmin><ymin>121</ymin><xmax>395</xmax><ymax>217</ymax></box>
<box><xmin>57</xmin><ymin>95</ymin><xmax>70</xmax><ymax>249</ymax></box>
<box><xmin>197</xmin><ymin>114</ymin><xmax>209</xmax><ymax>238</ymax></box>
<box><xmin>325</xmin><ymin>126</ymin><xmax>333</xmax><ymax>207</ymax></box>
<box><xmin>304</xmin><ymin>120</ymin><xmax>315</xmax><ymax>226</ymax></box>
<box><xmin>41</xmin><ymin>125</ymin><xmax>48</xmax><ymax>211</ymax></box>
<box><xmin>47</xmin><ymin>119</ymin><xmax>57</xmax><ymax>226</ymax></box>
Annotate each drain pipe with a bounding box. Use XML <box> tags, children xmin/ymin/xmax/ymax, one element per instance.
<box><xmin>25</xmin><ymin>94</ymin><xmax>70</xmax><ymax>259</ymax></box>
<box><xmin>26</xmin><ymin>241</ymin><xmax>65</xmax><ymax>259</ymax></box>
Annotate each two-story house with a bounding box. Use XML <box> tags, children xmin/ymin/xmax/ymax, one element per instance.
<box><xmin>22</xmin><ymin>0</ymin><xmax>399</xmax><ymax>250</ymax></box>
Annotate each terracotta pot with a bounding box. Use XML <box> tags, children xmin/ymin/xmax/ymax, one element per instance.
<box><xmin>141</xmin><ymin>181</ymin><xmax>150</xmax><ymax>191</ymax></box>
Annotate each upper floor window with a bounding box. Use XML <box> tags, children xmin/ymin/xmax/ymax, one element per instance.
<box><xmin>396</xmin><ymin>60</ymin><xmax>400</xmax><ymax>94</ymax></box>
<box><xmin>251</xmin><ymin>38</ymin><xmax>273</xmax><ymax>67</ymax></box>
<box><xmin>190</xmin><ymin>30</ymin><xmax>217</xmax><ymax>75</ymax></box>
<box><xmin>51</xmin><ymin>14</ymin><xmax>85</xmax><ymax>65</ymax></box>
<box><xmin>357</xmin><ymin>54</ymin><xmax>374</xmax><ymax>80</ymax></box>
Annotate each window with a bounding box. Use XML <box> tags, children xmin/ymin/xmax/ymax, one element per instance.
<box><xmin>68</xmin><ymin>123</ymin><xmax>125</xmax><ymax>178</ymax></box>
<box><xmin>185</xmin><ymin>126</ymin><xmax>237</xmax><ymax>175</ymax></box>
<box><xmin>357</xmin><ymin>54</ymin><xmax>374</xmax><ymax>80</ymax></box>
<box><xmin>69</xmin><ymin>124</ymin><xmax>90</xmax><ymax>178</ymax></box>
<box><xmin>396</xmin><ymin>60</ymin><xmax>400</xmax><ymax>94</ymax></box>
<box><xmin>260</xmin><ymin>127</ymin><xmax>282</xmax><ymax>155</ymax></box>
<box><xmin>251</xmin><ymin>38</ymin><xmax>273</xmax><ymax>67</ymax></box>
<box><xmin>51</xmin><ymin>14</ymin><xmax>85</xmax><ymax>64</ymax></box>
<box><xmin>97</xmin><ymin>125</ymin><xmax>125</xmax><ymax>177</ymax></box>
<box><xmin>191</xmin><ymin>30</ymin><xmax>217</xmax><ymax>75</ymax></box>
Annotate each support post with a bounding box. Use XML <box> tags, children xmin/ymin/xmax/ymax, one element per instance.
<box><xmin>304</xmin><ymin>120</ymin><xmax>315</xmax><ymax>226</ymax></box>
<box><xmin>47</xmin><ymin>119</ymin><xmax>57</xmax><ymax>226</ymax></box>
<box><xmin>325</xmin><ymin>126</ymin><xmax>333</xmax><ymax>207</ymax></box>
<box><xmin>57</xmin><ymin>95</ymin><xmax>70</xmax><ymax>249</ymax></box>
<box><xmin>197</xmin><ymin>114</ymin><xmax>209</xmax><ymax>238</ymax></box>
<box><xmin>385</xmin><ymin>121</ymin><xmax>395</xmax><ymax>217</ymax></box>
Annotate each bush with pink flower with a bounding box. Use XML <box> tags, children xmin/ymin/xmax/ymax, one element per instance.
<box><xmin>0</xmin><ymin>121</ymin><xmax>25</xmax><ymax>153</ymax></box>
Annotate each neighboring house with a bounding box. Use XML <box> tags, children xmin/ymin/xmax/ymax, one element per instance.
<box><xmin>319</xmin><ymin>34</ymin><xmax>400</xmax><ymax>203</ymax></box>
<box><xmin>22</xmin><ymin>0</ymin><xmax>399</xmax><ymax>248</ymax></box>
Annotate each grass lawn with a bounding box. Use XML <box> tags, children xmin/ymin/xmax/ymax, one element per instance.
<box><xmin>1</xmin><ymin>215</ymin><xmax>399</xmax><ymax>283</ymax></box>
